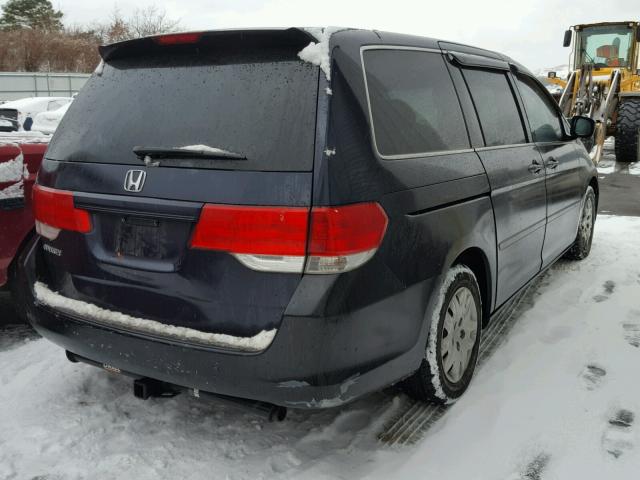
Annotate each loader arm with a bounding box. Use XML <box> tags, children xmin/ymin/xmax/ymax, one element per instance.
<box><xmin>588</xmin><ymin>70</ymin><xmax>621</xmax><ymax>164</ymax></box>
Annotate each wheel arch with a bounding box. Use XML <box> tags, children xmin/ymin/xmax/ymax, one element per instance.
<box><xmin>7</xmin><ymin>228</ymin><xmax>36</xmax><ymax>287</ymax></box>
<box><xmin>452</xmin><ymin>247</ymin><xmax>492</xmax><ymax>327</ymax></box>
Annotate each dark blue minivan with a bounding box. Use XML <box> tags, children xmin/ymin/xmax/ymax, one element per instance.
<box><xmin>20</xmin><ymin>28</ymin><xmax>598</xmax><ymax>413</ymax></box>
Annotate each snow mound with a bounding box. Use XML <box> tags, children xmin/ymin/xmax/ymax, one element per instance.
<box><xmin>33</xmin><ymin>282</ymin><xmax>276</xmax><ymax>352</ymax></box>
<box><xmin>0</xmin><ymin>151</ymin><xmax>26</xmax><ymax>200</ymax></box>
<box><xmin>0</xmin><ymin>153</ymin><xmax>24</xmax><ymax>183</ymax></box>
<box><xmin>298</xmin><ymin>27</ymin><xmax>343</xmax><ymax>80</ymax></box>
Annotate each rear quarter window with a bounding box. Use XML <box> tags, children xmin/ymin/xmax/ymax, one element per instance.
<box><xmin>362</xmin><ymin>49</ymin><xmax>470</xmax><ymax>158</ymax></box>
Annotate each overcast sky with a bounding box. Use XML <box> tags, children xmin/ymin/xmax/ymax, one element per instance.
<box><xmin>51</xmin><ymin>0</ymin><xmax>640</xmax><ymax>70</ymax></box>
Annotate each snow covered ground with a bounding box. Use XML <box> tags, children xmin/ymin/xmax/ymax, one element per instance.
<box><xmin>1</xmin><ymin>216</ymin><xmax>640</xmax><ymax>479</ymax></box>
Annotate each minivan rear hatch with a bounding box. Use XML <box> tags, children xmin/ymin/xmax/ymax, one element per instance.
<box><xmin>35</xmin><ymin>29</ymin><xmax>321</xmax><ymax>349</ymax></box>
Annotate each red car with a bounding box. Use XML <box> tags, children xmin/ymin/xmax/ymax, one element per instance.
<box><xmin>0</xmin><ymin>135</ymin><xmax>48</xmax><ymax>307</ymax></box>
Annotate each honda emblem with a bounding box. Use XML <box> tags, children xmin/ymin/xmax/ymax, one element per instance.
<box><xmin>124</xmin><ymin>169</ymin><xmax>146</xmax><ymax>192</ymax></box>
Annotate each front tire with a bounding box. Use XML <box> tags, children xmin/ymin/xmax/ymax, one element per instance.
<box><xmin>564</xmin><ymin>186</ymin><xmax>596</xmax><ymax>260</ymax></box>
<box><xmin>404</xmin><ymin>265</ymin><xmax>482</xmax><ymax>404</ymax></box>
<box><xmin>615</xmin><ymin>99</ymin><xmax>640</xmax><ymax>163</ymax></box>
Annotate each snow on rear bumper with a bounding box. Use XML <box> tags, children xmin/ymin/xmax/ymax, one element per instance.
<box><xmin>20</xmin><ymin>237</ymin><xmax>429</xmax><ymax>409</ymax></box>
<box><xmin>33</xmin><ymin>282</ymin><xmax>276</xmax><ymax>352</ymax></box>
<box><xmin>27</xmin><ymin>300</ymin><xmax>408</xmax><ymax>409</ymax></box>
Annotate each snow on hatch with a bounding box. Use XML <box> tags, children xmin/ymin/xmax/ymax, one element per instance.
<box><xmin>298</xmin><ymin>27</ymin><xmax>344</xmax><ymax>80</ymax></box>
<box><xmin>33</xmin><ymin>282</ymin><xmax>276</xmax><ymax>352</ymax></box>
<box><xmin>179</xmin><ymin>144</ymin><xmax>236</xmax><ymax>155</ymax></box>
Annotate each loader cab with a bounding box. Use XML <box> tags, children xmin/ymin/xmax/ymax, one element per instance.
<box><xmin>564</xmin><ymin>22</ymin><xmax>640</xmax><ymax>72</ymax></box>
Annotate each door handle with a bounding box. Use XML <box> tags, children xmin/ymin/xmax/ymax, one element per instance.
<box><xmin>528</xmin><ymin>160</ymin><xmax>543</xmax><ymax>174</ymax></box>
<box><xmin>546</xmin><ymin>157</ymin><xmax>559</xmax><ymax>169</ymax></box>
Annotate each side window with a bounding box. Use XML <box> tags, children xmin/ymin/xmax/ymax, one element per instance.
<box><xmin>461</xmin><ymin>69</ymin><xmax>527</xmax><ymax>147</ymax></box>
<box><xmin>363</xmin><ymin>50</ymin><xmax>469</xmax><ymax>157</ymax></box>
<box><xmin>515</xmin><ymin>75</ymin><xmax>564</xmax><ymax>143</ymax></box>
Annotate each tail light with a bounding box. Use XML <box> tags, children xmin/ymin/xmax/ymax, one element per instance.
<box><xmin>190</xmin><ymin>202</ymin><xmax>388</xmax><ymax>274</ymax></box>
<box><xmin>33</xmin><ymin>184</ymin><xmax>92</xmax><ymax>241</ymax></box>
<box><xmin>190</xmin><ymin>205</ymin><xmax>309</xmax><ymax>273</ymax></box>
<box><xmin>307</xmin><ymin>203</ymin><xmax>388</xmax><ymax>273</ymax></box>
<box><xmin>152</xmin><ymin>32</ymin><xmax>202</xmax><ymax>46</ymax></box>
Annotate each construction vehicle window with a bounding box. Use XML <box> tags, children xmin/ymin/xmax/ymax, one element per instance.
<box><xmin>363</xmin><ymin>50</ymin><xmax>470</xmax><ymax>157</ymax></box>
<box><xmin>515</xmin><ymin>75</ymin><xmax>564</xmax><ymax>143</ymax></box>
<box><xmin>577</xmin><ymin>25</ymin><xmax>633</xmax><ymax>68</ymax></box>
<box><xmin>461</xmin><ymin>69</ymin><xmax>527</xmax><ymax>147</ymax></box>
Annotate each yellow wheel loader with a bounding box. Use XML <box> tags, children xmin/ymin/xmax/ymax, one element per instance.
<box><xmin>559</xmin><ymin>21</ymin><xmax>640</xmax><ymax>163</ymax></box>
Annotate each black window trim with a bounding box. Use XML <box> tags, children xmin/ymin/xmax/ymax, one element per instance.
<box><xmin>455</xmin><ymin>62</ymin><xmax>532</xmax><ymax>149</ymax></box>
<box><xmin>446</xmin><ymin>51</ymin><xmax>510</xmax><ymax>71</ymax></box>
<box><xmin>360</xmin><ymin>45</ymin><xmax>474</xmax><ymax>160</ymax></box>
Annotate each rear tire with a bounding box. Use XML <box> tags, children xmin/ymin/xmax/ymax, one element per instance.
<box><xmin>8</xmin><ymin>263</ymin><xmax>27</xmax><ymax>323</ymax></box>
<box><xmin>564</xmin><ymin>186</ymin><xmax>596</xmax><ymax>261</ymax></box>
<box><xmin>403</xmin><ymin>265</ymin><xmax>482</xmax><ymax>404</ymax></box>
<box><xmin>7</xmin><ymin>232</ymin><xmax>35</xmax><ymax>323</ymax></box>
<box><xmin>615</xmin><ymin>99</ymin><xmax>640</xmax><ymax>163</ymax></box>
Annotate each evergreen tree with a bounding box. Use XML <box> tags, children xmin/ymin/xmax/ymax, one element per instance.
<box><xmin>0</xmin><ymin>0</ymin><xmax>63</xmax><ymax>31</ymax></box>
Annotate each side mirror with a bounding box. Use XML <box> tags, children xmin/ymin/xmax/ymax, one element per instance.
<box><xmin>570</xmin><ymin>116</ymin><xmax>595</xmax><ymax>138</ymax></box>
<box><xmin>563</xmin><ymin>30</ymin><xmax>572</xmax><ymax>47</ymax></box>
<box><xmin>548</xmin><ymin>71</ymin><xmax>557</xmax><ymax>79</ymax></box>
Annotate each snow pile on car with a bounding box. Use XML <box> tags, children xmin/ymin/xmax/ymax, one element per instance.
<box><xmin>0</xmin><ymin>134</ymin><xmax>47</xmax><ymax>199</ymax></box>
<box><xmin>179</xmin><ymin>145</ymin><xmax>236</xmax><ymax>155</ymax></box>
<box><xmin>0</xmin><ymin>154</ymin><xmax>24</xmax><ymax>183</ymax></box>
<box><xmin>298</xmin><ymin>27</ymin><xmax>344</xmax><ymax>80</ymax></box>
<box><xmin>0</xmin><ymin>150</ymin><xmax>25</xmax><ymax>199</ymax></box>
<box><xmin>33</xmin><ymin>282</ymin><xmax>276</xmax><ymax>352</ymax></box>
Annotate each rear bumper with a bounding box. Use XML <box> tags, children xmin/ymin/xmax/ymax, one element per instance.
<box><xmin>28</xmin><ymin>303</ymin><xmax>419</xmax><ymax>408</ymax></box>
<box><xmin>20</xmin><ymin>238</ymin><xmax>432</xmax><ymax>409</ymax></box>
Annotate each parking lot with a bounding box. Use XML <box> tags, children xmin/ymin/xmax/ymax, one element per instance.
<box><xmin>1</xmin><ymin>142</ymin><xmax>639</xmax><ymax>479</ymax></box>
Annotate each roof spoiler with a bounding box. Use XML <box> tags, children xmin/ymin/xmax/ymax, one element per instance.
<box><xmin>98</xmin><ymin>28</ymin><xmax>317</xmax><ymax>62</ymax></box>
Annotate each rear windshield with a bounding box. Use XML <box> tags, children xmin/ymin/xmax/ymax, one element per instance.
<box><xmin>46</xmin><ymin>48</ymin><xmax>319</xmax><ymax>171</ymax></box>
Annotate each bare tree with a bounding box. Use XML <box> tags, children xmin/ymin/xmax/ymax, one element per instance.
<box><xmin>93</xmin><ymin>6</ymin><xmax>181</xmax><ymax>43</ymax></box>
<box><xmin>128</xmin><ymin>6</ymin><xmax>180</xmax><ymax>39</ymax></box>
<box><xmin>0</xmin><ymin>6</ymin><xmax>181</xmax><ymax>73</ymax></box>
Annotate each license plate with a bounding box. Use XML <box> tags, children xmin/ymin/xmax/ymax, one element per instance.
<box><xmin>115</xmin><ymin>216</ymin><xmax>162</xmax><ymax>259</ymax></box>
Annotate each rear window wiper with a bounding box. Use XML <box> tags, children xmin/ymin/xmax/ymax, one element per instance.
<box><xmin>133</xmin><ymin>146</ymin><xmax>247</xmax><ymax>162</ymax></box>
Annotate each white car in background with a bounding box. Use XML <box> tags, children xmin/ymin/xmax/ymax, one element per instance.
<box><xmin>31</xmin><ymin>102</ymin><xmax>72</xmax><ymax>135</ymax></box>
<box><xmin>0</xmin><ymin>97</ymin><xmax>72</xmax><ymax>132</ymax></box>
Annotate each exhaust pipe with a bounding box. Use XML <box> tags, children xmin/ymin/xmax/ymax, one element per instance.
<box><xmin>65</xmin><ymin>351</ymin><xmax>287</xmax><ymax>422</ymax></box>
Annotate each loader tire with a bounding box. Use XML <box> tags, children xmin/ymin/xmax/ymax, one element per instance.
<box><xmin>615</xmin><ymin>98</ymin><xmax>640</xmax><ymax>163</ymax></box>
